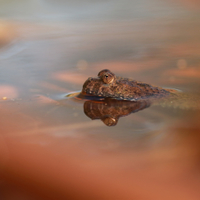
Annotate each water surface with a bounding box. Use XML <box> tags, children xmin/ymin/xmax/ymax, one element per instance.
<box><xmin>0</xmin><ymin>0</ymin><xmax>200</xmax><ymax>199</ymax></box>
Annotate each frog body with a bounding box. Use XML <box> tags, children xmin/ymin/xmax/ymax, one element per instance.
<box><xmin>81</xmin><ymin>69</ymin><xmax>170</xmax><ymax>101</ymax></box>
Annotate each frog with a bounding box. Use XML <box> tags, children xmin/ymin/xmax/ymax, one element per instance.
<box><xmin>65</xmin><ymin>69</ymin><xmax>199</xmax><ymax>126</ymax></box>
<box><xmin>80</xmin><ymin>69</ymin><xmax>173</xmax><ymax>101</ymax></box>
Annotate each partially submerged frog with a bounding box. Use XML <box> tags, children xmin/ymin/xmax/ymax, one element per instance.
<box><xmin>65</xmin><ymin>69</ymin><xmax>199</xmax><ymax>126</ymax></box>
<box><xmin>80</xmin><ymin>69</ymin><xmax>172</xmax><ymax>101</ymax></box>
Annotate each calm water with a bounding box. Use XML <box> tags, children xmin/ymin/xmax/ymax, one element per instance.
<box><xmin>0</xmin><ymin>0</ymin><xmax>200</xmax><ymax>199</ymax></box>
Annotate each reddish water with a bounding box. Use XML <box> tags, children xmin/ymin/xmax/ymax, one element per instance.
<box><xmin>0</xmin><ymin>0</ymin><xmax>200</xmax><ymax>199</ymax></box>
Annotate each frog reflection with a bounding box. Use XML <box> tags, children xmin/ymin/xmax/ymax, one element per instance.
<box><xmin>83</xmin><ymin>98</ymin><xmax>151</xmax><ymax>126</ymax></box>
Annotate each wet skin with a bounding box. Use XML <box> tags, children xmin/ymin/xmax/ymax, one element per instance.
<box><xmin>81</xmin><ymin>69</ymin><xmax>171</xmax><ymax>101</ymax></box>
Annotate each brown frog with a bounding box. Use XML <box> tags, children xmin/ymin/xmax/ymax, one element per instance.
<box><xmin>80</xmin><ymin>69</ymin><xmax>171</xmax><ymax>101</ymax></box>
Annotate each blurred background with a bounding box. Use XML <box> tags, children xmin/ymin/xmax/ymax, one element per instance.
<box><xmin>0</xmin><ymin>0</ymin><xmax>200</xmax><ymax>199</ymax></box>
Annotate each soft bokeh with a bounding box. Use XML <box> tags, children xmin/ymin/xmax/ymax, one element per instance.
<box><xmin>0</xmin><ymin>0</ymin><xmax>200</xmax><ymax>199</ymax></box>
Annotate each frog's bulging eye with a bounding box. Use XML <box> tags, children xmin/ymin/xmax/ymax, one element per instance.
<box><xmin>98</xmin><ymin>69</ymin><xmax>115</xmax><ymax>84</ymax></box>
<box><xmin>102</xmin><ymin>73</ymin><xmax>114</xmax><ymax>84</ymax></box>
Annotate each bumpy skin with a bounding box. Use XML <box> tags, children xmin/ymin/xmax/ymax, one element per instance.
<box><xmin>81</xmin><ymin>69</ymin><xmax>170</xmax><ymax>101</ymax></box>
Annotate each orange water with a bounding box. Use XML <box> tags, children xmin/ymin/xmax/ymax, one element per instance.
<box><xmin>0</xmin><ymin>1</ymin><xmax>200</xmax><ymax>199</ymax></box>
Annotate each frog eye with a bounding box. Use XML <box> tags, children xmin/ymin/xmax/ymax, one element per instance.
<box><xmin>104</xmin><ymin>74</ymin><xmax>109</xmax><ymax>79</ymax></box>
<box><xmin>102</xmin><ymin>73</ymin><xmax>114</xmax><ymax>84</ymax></box>
<box><xmin>97</xmin><ymin>69</ymin><xmax>115</xmax><ymax>84</ymax></box>
<box><xmin>98</xmin><ymin>69</ymin><xmax>111</xmax><ymax>77</ymax></box>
